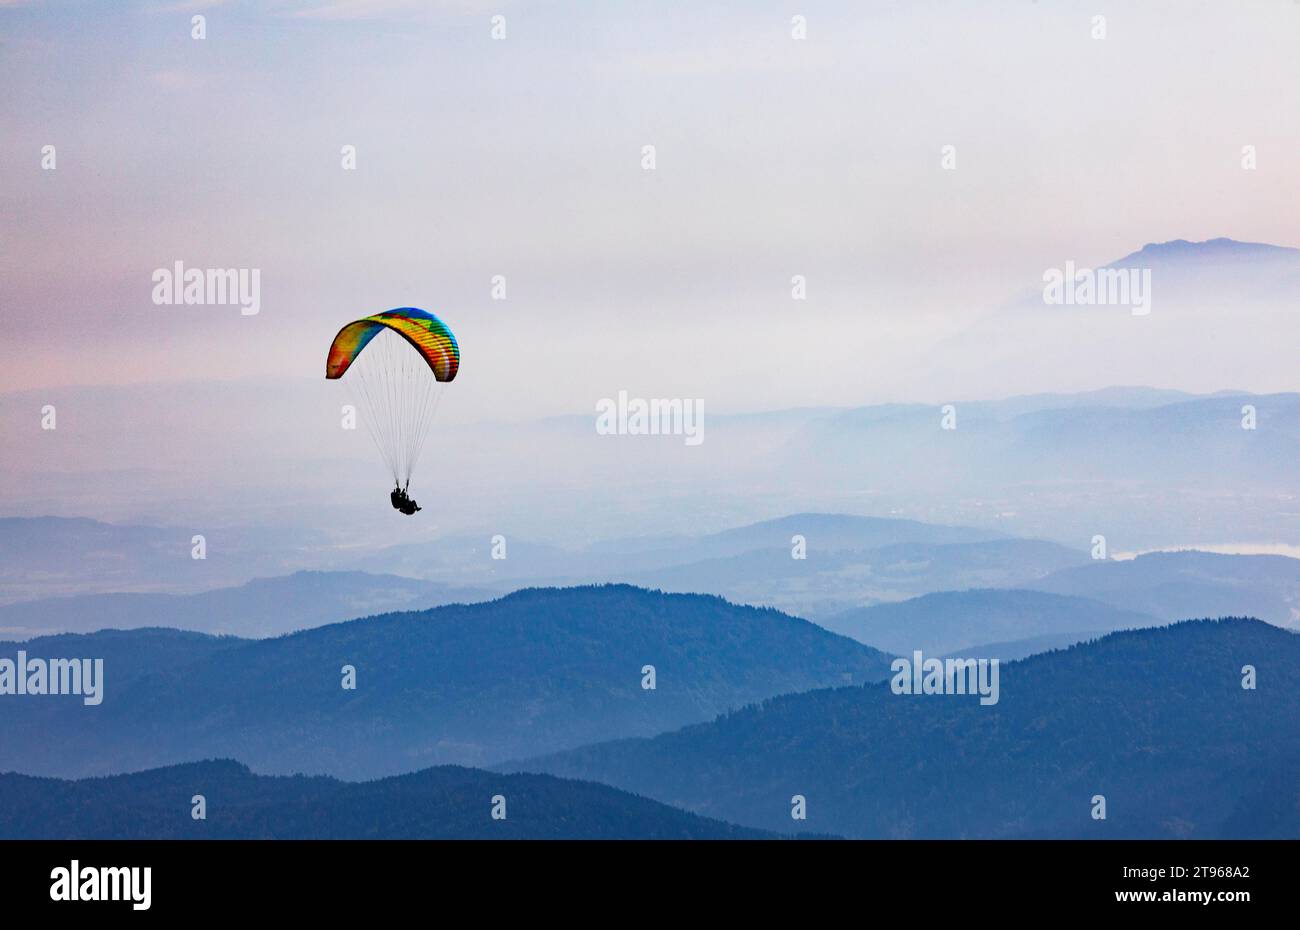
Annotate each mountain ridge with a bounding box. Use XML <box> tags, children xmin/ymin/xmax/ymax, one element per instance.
<box><xmin>502</xmin><ymin>618</ymin><xmax>1300</xmax><ymax>839</ymax></box>
<box><xmin>0</xmin><ymin>584</ymin><xmax>894</xmax><ymax>780</ymax></box>
<box><xmin>0</xmin><ymin>758</ymin><xmax>777</xmax><ymax>840</ymax></box>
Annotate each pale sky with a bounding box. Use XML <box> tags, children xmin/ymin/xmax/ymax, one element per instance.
<box><xmin>3</xmin><ymin>0</ymin><xmax>1299</xmax><ymax>421</ymax></box>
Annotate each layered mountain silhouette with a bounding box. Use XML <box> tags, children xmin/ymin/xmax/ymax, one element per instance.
<box><xmin>0</xmin><ymin>585</ymin><xmax>892</xmax><ymax>780</ymax></box>
<box><xmin>938</xmin><ymin>631</ymin><xmax>1109</xmax><ymax>663</ymax></box>
<box><xmin>0</xmin><ymin>570</ymin><xmax>493</xmax><ymax>639</ymax></box>
<box><xmin>379</xmin><ymin>516</ymin><xmax>1083</xmax><ymax>621</ymax></box>
<box><xmin>5</xmin><ymin>524</ymin><xmax>1295</xmax><ymax>644</ymax></box>
<box><xmin>776</xmin><ymin>391</ymin><xmax>1300</xmax><ymax>548</ymax></box>
<box><xmin>0</xmin><ymin>512</ymin><xmax>1068</xmax><ymax>636</ymax></box>
<box><xmin>5</xmin><ymin>513</ymin><xmax>1297</xmax><ymax>654</ymax></box>
<box><xmin>0</xmin><ymin>516</ymin><xmax>209</xmax><ymax>604</ymax></box>
<box><xmin>0</xmin><ymin>760</ymin><xmax>773</xmax><ymax>839</ymax></box>
<box><xmin>8</xmin><ymin>378</ymin><xmax>1300</xmax><ymax>560</ymax></box>
<box><xmin>349</xmin><ymin>512</ymin><xmax>1007</xmax><ymax>588</ymax></box>
<box><xmin>1027</xmin><ymin>551</ymin><xmax>1300</xmax><ymax>628</ymax></box>
<box><xmin>819</xmin><ymin>588</ymin><xmax>1161</xmax><ymax>655</ymax></box>
<box><xmin>619</xmin><ymin>538</ymin><xmax>1089</xmax><ymax>620</ymax></box>
<box><xmin>504</xmin><ymin>619</ymin><xmax>1300</xmax><ymax>839</ymax></box>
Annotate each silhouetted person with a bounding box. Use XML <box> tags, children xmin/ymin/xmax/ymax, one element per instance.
<box><xmin>391</xmin><ymin>485</ymin><xmax>421</xmax><ymax>515</ymax></box>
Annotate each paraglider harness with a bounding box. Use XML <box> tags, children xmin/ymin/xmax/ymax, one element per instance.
<box><xmin>390</xmin><ymin>483</ymin><xmax>421</xmax><ymax>515</ymax></box>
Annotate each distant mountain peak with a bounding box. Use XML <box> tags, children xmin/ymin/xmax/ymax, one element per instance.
<box><xmin>1110</xmin><ymin>237</ymin><xmax>1300</xmax><ymax>266</ymax></box>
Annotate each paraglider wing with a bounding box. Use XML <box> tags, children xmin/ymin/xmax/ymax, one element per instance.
<box><xmin>326</xmin><ymin>308</ymin><xmax>459</xmax><ymax>382</ymax></box>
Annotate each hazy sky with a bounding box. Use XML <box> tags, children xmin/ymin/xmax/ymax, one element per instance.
<box><xmin>3</xmin><ymin>0</ymin><xmax>1300</xmax><ymax>421</ymax></box>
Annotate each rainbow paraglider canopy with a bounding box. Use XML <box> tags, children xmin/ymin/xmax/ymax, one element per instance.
<box><xmin>325</xmin><ymin>308</ymin><xmax>460</xmax><ymax>382</ymax></box>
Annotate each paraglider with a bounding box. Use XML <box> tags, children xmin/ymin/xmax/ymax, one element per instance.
<box><xmin>326</xmin><ymin>308</ymin><xmax>459</xmax><ymax>514</ymax></box>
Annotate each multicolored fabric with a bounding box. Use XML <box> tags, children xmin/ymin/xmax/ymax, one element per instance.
<box><xmin>326</xmin><ymin>308</ymin><xmax>459</xmax><ymax>382</ymax></box>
